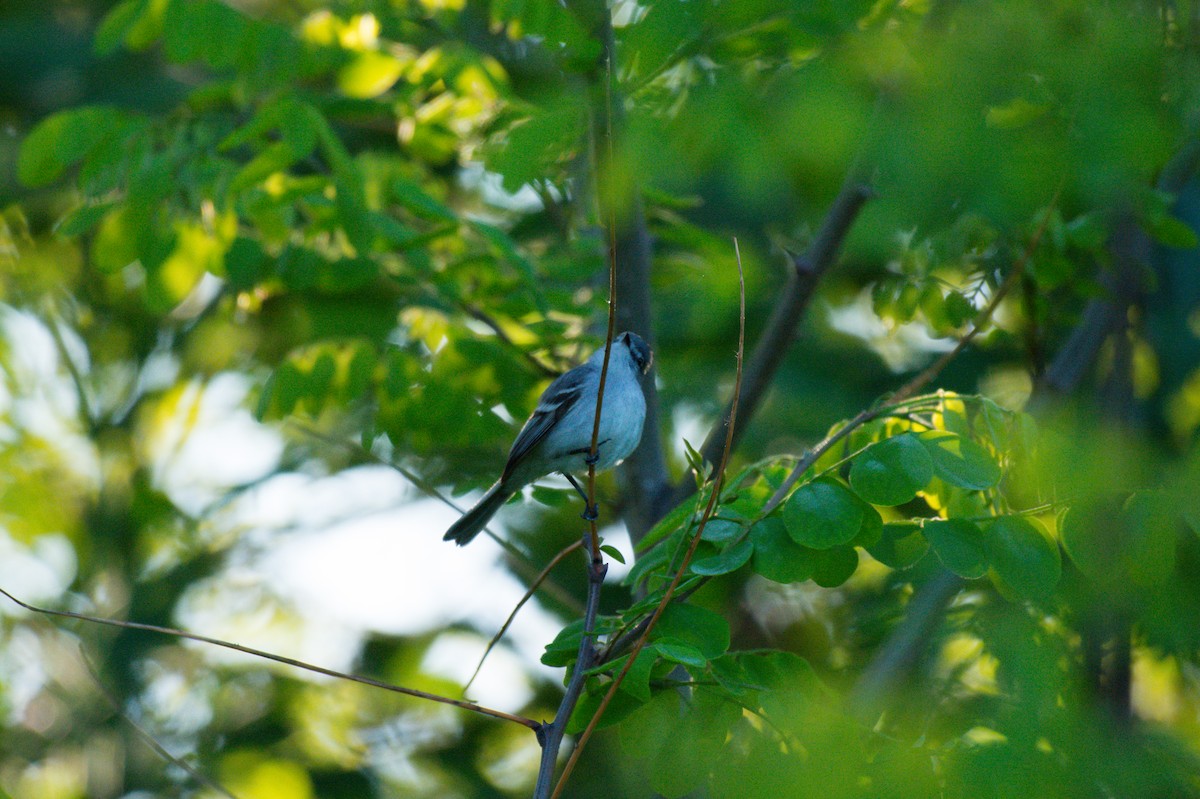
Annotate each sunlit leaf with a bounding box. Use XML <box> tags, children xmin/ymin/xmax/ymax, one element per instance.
<box><xmin>919</xmin><ymin>430</ymin><xmax>1002</xmax><ymax>491</ymax></box>
<box><xmin>849</xmin><ymin>433</ymin><xmax>934</xmax><ymax>506</ymax></box>
<box><xmin>338</xmin><ymin>50</ymin><xmax>405</xmax><ymax>99</ymax></box>
<box><xmin>985</xmin><ymin>97</ymin><xmax>1051</xmax><ymax>129</ymax></box>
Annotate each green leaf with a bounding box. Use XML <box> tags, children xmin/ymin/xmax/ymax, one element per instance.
<box><xmin>163</xmin><ymin>0</ymin><xmax>249</xmax><ymax>69</ymax></box>
<box><xmin>55</xmin><ymin>201</ymin><xmax>119</xmax><ymax>237</ymax></box>
<box><xmin>1146</xmin><ymin>214</ymin><xmax>1199</xmax><ymax>249</ymax></box>
<box><xmin>568</xmin><ymin>681</ymin><xmax>642</xmax><ymax>734</ymax></box>
<box><xmin>943</xmin><ymin>291</ymin><xmax>975</xmax><ymax>327</ymax></box>
<box><xmin>811</xmin><ymin>545</ymin><xmax>859</xmax><ymax>587</ymax></box>
<box><xmin>18</xmin><ymin>106</ymin><xmax>130</xmax><ymax>187</ymax></box>
<box><xmin>782</xmin><ymin>478</ymin><xmax>863</xmax><ymax>549</ymax></box>
<box><xmin>338</xmin><ymin>50</ymin><xmax>404</xmax><ymax>99</ymax></box>
<box><xmin>486</xmin><ymin>104</ymin><xmax>584</xmax><ymax>192</ymax></box>
<box><xmin>690</xmin><ymin>539</ymin><xmax>753</xmax><ymax>576</ymax></box>
<box><xmin>94</xmin><ymin>0</ymin><xmax>143</xmax><ymax>55</ymax></box>
<box><xmin>1120</xmin><ymin>492</ymin><xmax>1178</xmax><ymax>584</ymax></box>
<box><xmin>985</xmin><ymin>97</ymin><xmax>1051</xmax><ymax>129</ymax></box>
<box><xmin>849</xmin><ymin>433</ymin><xmax>934</xmax><ymax>506</ymax></box>
<box><xmin>471</xmin><ymin>221</ymin><xmax>541</xmax><ymax>301</ymax></box>
<box><xmin>750</xmin><ymin>515</ymin><xmax>816</xmax><ymax>584</ymax></box>
<box><xmin>923</xmin><ymin>519</ymin><xmax>988</xmax><ymax>578</ymax></box>
<box><xmin>541</xmin><ymin>619</ymin><xmax>585</xmax><ymax>667</ymax></box>
<box><xmin>391</xmin><ymin>177</ymin><xmax>457</xmax><ymax>221</ymax></box>
<box><xmin>711</xmin><ymin>650</ymin><xmax>825</xmax><ymax>706</ymax></box>
<box><xmin>600</xmin><ymin>544</ymin><xmax>626</xmax><ymax>564</ymax></box>
<box><xmin>653</xmin><ymin>641</ymin><xmax>708</xmax><ymax>668</ymax></box>
<box><xmin>1061</xmin><ymin>493</ymin><xmax>1177</xmax><ymax>589</ymax></box>
<box><xmin>851</xmin><ymin>501</ymin><xmax>884</xmax><ymax>548</ymax></box>
<box><xmin>224</xmin><ymin>237</ymin><xmax>267</xmax><ymax>290</ymax></box>
<box><xmin>612</xmin><ymin>648</ymin><xmax>656</xmax><ymax>701</ymax></box>
<box><xmin>625</xmin><ymin>542</ymin><xmax>670</xmax><ymax>589</ymax></box>
<box><xmin>94</xmin><ymin>0</ymin><xmax>167</xmax><ymax>54</ymax></box>
<box><xmin>866</xmin><ymin>522</ymin><xmax>929</xmax><ymax>570</ymax></box>
<box><xmin>700</xmin><ymin>517</ymin><xmax>744</xmax><ymax>543</ymax></box>
<box><xmin>653</xmin><ymin>603</ymin><xmax>730</xmax><ymax>659</ymax></box>
<box><xmin>987</xmin><ymin>516</ymin><xmax>1061</xmax><ymax>601</ymax></box>
<box><xmin>635</xmin><ymin>493</ymin><xmax>702</xmax><ymax>555</ymax></box>
<box><xmin>620</xmin><ymin>688</ymin><xmax>740</xmax><ymax>798</ymax></box>
<box><xmin>919</xmin><ymin>430</ymin><xmax>1002</xmax><ymax>490</ymax></box>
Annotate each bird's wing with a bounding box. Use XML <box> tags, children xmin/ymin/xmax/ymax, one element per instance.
<box><xmin>501</xmin><ymin>365</ymin><xmax>589</xmax><ymax>483</ymax></box>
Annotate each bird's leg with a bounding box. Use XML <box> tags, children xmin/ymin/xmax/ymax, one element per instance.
<box><xmin>562</xmin><ymin>473</ymin><xmax>599</xmax><ymax>521</ymax></box>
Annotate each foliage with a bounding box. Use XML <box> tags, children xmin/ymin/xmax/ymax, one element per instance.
<box><xmin>2</xmin><ymin>0</ymin><xmax>1200</xmax><ymax>797</ymax></box>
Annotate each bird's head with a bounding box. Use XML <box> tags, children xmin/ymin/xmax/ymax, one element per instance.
<box><xmin>618</xmin><ymin>331</ymin><xmax>653</xmax><ymax>375</ymax></box>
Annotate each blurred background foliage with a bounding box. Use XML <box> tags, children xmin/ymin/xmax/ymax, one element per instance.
<box><xmin>2</xmin><ymin>0</ymin><xmax>1200</xmax><ymax>796</ymax></box>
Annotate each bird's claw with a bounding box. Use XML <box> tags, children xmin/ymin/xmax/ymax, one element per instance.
<box><xmin>581</xmin><ymin>504</ymin><xmax>599</xmax><ymax>521</ymax></box>
<box><xmin>583</xmin><ymin>451</ymin><xmax>600</xmax><ymax>466</ymax></box>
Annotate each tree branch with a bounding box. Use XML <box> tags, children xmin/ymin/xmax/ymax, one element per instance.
<box><xmin>579</xmin><ymin>10</ymin><xmax>674</xmax><ymax>543</ymax></box>
<box><xmin>0</xmin><ymin>587</ymin><xmax>539</xmax><ymax>730</ymax></box>
<box><xmin>669</xmin><ymin>168</ymin><xmax>874</xmax><ymax>510</ymax></box>
<box><xmin>533</xmin><ymin>550</ymin><xmax>607</xmax><ymax>799</ymax></box>
<box><xmin>848</xmin><ymin>568</ymin><xmax>963</xmax><ymax>719</ymax></box>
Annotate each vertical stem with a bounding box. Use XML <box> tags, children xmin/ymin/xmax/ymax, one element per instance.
<box><xmin>532</xmin><ymin>555</ymin><xmax>608</xmax><ymax>799</ymax></box>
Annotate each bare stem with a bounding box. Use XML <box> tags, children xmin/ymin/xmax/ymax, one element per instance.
<box><xmin>0</xmin><ymin>587</ymin><xmax>538</xmax><ymax>730</ymax></box>
<box><xmin>533</xmin><ymin>550</ymin><xmax>608</xmax><ymax>799</ymax></box>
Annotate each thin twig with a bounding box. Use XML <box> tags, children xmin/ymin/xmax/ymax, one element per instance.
<box><xmin>0</xmin><ymin>587</ymin><xmax>539</xmax><ymax>730</ymax></box>
<box><xmin>465</xmin><ymin>538</ymin><xmax>584</xmax><ymax>693</ymax></box>
<box><xmin>43</xmin><ymin>308</ymin><xmax>95</xmax><ymax>433</ymax></box>
<box><xmin>461</xmin><ymin>303</ymin><xmax>561</xmax><ymax>378</ymax></box>
<box><xmin>549</xmin><ymin>238</ymin><xmax>747</xmax><ymax>799</ymax></box>
<box><xmin>80</xmin><ymin>647</ymin><xmax>240</xmax><ymax>799</ymax></box>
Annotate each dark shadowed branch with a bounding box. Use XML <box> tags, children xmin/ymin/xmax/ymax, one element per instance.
<box><xmin>670</xmin><ymin>168</ymin><xmax>875</xmax><ymax>511</ymax></box>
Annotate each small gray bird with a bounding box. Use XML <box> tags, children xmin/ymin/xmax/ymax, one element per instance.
<box><xmin>443</xmin><ymin>331</ymin><xmax>653</xmax><ymax>545</ymax></box>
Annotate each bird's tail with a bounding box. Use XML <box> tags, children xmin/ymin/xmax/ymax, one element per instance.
<box><xmin>443</xmin><ymin>482</ymin><xmax>510</xmax><ymax>546</ymax></box>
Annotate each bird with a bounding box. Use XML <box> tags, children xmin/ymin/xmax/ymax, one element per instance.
<box><xmin>443</xmin><ymin>331</ymin><xmax>653</xmax><ymax>545</ymax></box>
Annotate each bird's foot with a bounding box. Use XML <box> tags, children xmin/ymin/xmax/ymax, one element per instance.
<box><xmin>581</xmin><ymin>503</ymin><xmax>599</xmax><ymax>521</ymax></box>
